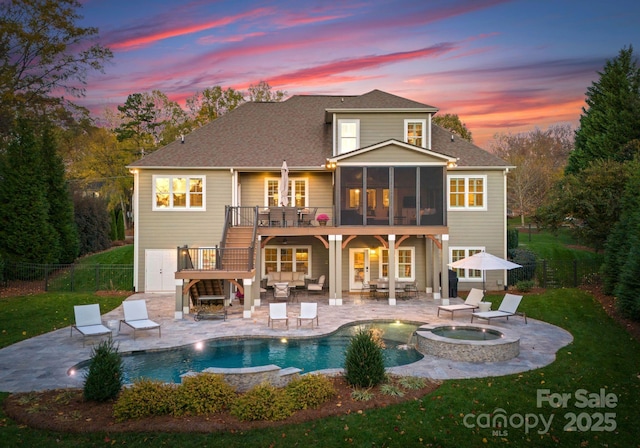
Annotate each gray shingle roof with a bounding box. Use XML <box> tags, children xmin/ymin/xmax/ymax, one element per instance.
<box><xmin>129</xmin><ymin>90</ymin><xmax>508</xmax><ymax>170</ymax></box>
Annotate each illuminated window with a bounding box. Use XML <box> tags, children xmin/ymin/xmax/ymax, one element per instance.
<box><xmin>379</xmin><ymin>247</ymin><xmax>415</xmax><ymax>281</ymax></box>
<box><xmin>349</xmin><ymin>188</ymin><xmax>361</xmax><ymax>208</ymax></box>
<box><xmin>448</xmin><ymin>175</ymin><xmax>486</xmax><ymax>210</ymax></box>
<box><xmin>153</xmin><ymin>175</ymin><xmax>205</xmax><ymax>210</ymax></box>
<box><xmin>265</xmin><ymin>178</ymin><xmax>308</xmax><ymax>207</ymax></box>
<box><xmin>404</xmin><ymin>119</ymin><xmax>426</xmax><ymax>148</ymax></box>
<box><xmin>263</xmin><ymin>246</ymin><xmax>312</xmax><ymax>276</ymax></box>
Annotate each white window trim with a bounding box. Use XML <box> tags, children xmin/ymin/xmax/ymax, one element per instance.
<box><xmin>404</xmin><ymin>119</ymin><xmax>427</xmax><ymax>148</ymax></box>
<box><xmin>152</xmin><ymin>175</ymin><xmax>206</xmax><ymax>211</ymax></box>
<box><xmin>447</xmin><ymin>174</ymin><xmax>488</xmax><ymax>211</ymax></box>
<box><xmin>264</xmin><ymin>177</ymin><xmax>309</xmax><ymax>207</ymax></box>
<box><xmin>379</xmin><ymin>247</ymin><xmax>416</xmax><ymax>281</ymax></box>
<box><xmin>262</xmin><ymin>245</ymin><xmax>312</xmax><ymax>277</ymax></box>
<box><xmin>449</xmin><ymin>246</ymin><xmax>485</xmax><ymax>281</ymax></box>
<box><xmin>337</xmin><ymin>119</ymin><xmax>360</xmax><ymax>154</ymax></box>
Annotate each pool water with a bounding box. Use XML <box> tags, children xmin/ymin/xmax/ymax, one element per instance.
<box><xmin>431</xmin><ymin>326</ymin><xmax>502</xmax><ymax>341</ymax></box>
<box><xmin>73</xmin><ymin>321</ymin><xmax>423</xmax><ymax>383</ymax></box>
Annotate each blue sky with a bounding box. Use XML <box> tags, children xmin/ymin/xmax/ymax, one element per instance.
<box><xmin>77</xmin><ymin>0</ymin><xmax>640</xmax><ymax>148</ymax></box>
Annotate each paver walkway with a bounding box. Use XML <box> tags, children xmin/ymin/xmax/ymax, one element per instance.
<box><xmin>0</xmin><ymin>293</ymin><xmax>573</xmax><ymax>392</ymax></box>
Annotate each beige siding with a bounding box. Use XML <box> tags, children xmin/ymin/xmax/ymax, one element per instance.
<box><xmin>447</xmin><ymin>170</ymin><xmax>507</xmax><ymax>291</ymax></box>
<box><xmin>239</xmin><ymin>171</ymin><xmax>335</xmax><ymax>219</ymax></box>
<box><xmin>136</xmin><ymin>169</ymin><xmax>232</xmax><ymax>290</ymax></box>
<box><xmin>341</xmin><ymin>144</ymin><xmax>445</xmax><ymax>164</ymax></box>
<box><xmin>336</xmin><ymin>112</ymin><xmax>432</xmax><ymax>149</ymax></box>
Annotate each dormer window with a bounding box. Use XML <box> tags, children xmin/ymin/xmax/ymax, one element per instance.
<box><xmin>338</xmin><ymin>119</ymin><xmax>359</xmax><ymax>154</ymax></box>
<box><xmin>404</xmin><ymin>119</ymin><xmax>426</xmax><ymax>148</ymax></box>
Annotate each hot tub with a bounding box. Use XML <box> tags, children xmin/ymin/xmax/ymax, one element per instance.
<box><xmin>415</xmin><ymin>324</ymin><xmax>520</xmax><ymax>362</ymax></box>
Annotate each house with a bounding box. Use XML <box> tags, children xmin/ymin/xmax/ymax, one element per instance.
<box><xmin>128</xmin><ymin>90</ymin><xmax>512</xmax><ymax>319</ymax></box>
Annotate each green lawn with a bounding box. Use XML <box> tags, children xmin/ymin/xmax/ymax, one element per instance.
<box><xmin>1</xmin><ymin>242</ymin><xmax>639</xmax><ymax>446</ymax></box>
<box><xmin>1</xmin><ymin>288</ymin><xmax>639</xmax><ymax>447</ymax></box>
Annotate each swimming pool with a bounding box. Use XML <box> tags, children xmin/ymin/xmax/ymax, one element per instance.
<box><xmin>72</xmin><ymin>321</ymin><xmax>423</xmax><ymax>383</ymax></box>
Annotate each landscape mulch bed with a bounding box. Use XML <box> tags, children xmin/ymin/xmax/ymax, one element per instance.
<box><xmin>3</xmin><ymin>376</ymin><xmax>440</xmax><ymax>434</ymax></box>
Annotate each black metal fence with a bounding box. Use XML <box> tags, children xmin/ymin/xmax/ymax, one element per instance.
<box><xmin>1</xmin><ymin>262</ymin><xmax>133</xmax><ymax>294</ymax></box>
<box><xmin>508</xmin><ymin>259</ymin><xmax>602</xmax><ymax>288</ymax></box>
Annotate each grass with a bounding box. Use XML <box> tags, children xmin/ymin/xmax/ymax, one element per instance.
<box><xmin>0</xmin><ymin>293</ymin><xmax>125</xmax><ymax>349</ymax></box>
<box><xmin>46</xmin><ymin>245</ymin><xmax>134</xmax><ymax>292</ymax></box>
<box><xmin>1</xmin><ymin>289</ymin><xmax>638</xmax><ymax>446</ymax></box>
<box><xmin>1</xmin><ymin>240</ymin><xmax>639</xmax><ymax>446</ymax></box>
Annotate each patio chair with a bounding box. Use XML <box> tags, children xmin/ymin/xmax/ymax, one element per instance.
<box><xmin>283</xmin><ymin>207</ymin><xmax>298</xmax><ymax>227</ymax></box>
<box><xmin>297</xmin><ymin>302</ymin><xmax>319</xmax><ymax>328</ymax></box>
<box><xmin>404</xmin><ymin>281</ymin><xmax>419</xmax><ymax>299</ymax></box>
<box><xmin>71</xmin><ymin>304</ymin><xmax>112</xmax><ymax>347</ymax></box>
<box><xmin>300</xmin><ymin>207</ymin><xmax>318</xmax><ymax>226</ymax></box>
<box><xmin>471</xmin><ymin>293</ymin><xmax>527</xmax><ymax>324</ymax></box>
<box><xmin>437</xmin><ymin>288</ymin><xmax>484</xmax><ymax>319</ymax></box>
<box><xmin>273</xmin><ymin>282</ymin><xmax>290</xmax><ymax>302</ymax></box>
<box><xmin>306</xmin><ymin>275</ymin><xmax>325</xmax><ymax>296</ymax></box>
<box><xmin>119</xmin><ymin>300</ymin><xmax>161</xmax><ymax>340</ymax></box>
<box><xmin>268</xmin><ymin>302</ymin><xmax>289</xmax><ymax>328</ymax></box>
<box><xmin>360</xmin><ymin>281</ymin><xmax>374</xmax><ymax>298</ymax></box>
<box><xmin>269</xmin><ymin>207</ymin><xmax>285</xmax><ymax>227</ymax></box>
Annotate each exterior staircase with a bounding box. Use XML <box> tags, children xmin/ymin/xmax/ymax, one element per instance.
<box><xmin>220</xmin><ymin>227</ymin><xmax>256</xmax><ymax>271</ymax></box>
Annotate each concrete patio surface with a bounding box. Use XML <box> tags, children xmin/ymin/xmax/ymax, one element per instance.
<box><xmin>0</xmin><ymin>292</ymin><xmax>573</xmax><ymax>393</ymax></box>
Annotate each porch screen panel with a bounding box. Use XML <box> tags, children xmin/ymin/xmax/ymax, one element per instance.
<box><xmin>394</xmin><ymin>167</ymin><xmax>416</xmax><ymax>225</ymax></box>
<box><xmin>366</xmin><ymin>167</ymin><xmax>389</xmax><ymax>225</ymax></box>
<box><xmin>419</xmin><ymin>167</ymin><xmax>444</xmax><ymax>225</ymax></box>
<box><xmin>340</xmin><ymin>167</ymin><xmax>364</xmax><ymax>225</ymax></box>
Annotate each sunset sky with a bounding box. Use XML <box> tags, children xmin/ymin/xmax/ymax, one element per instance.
<box><xmin>77</xmin><ymin>0</ymin><xmax>640</xmax><ymax>148</ymax></box>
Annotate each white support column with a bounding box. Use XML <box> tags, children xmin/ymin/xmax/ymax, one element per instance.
<box><xmin>433</xmin><ymin>237</ymin><xmax>441</xmax><ymax>300</ymax></box>
<box><xmin>332</xmin><ymin>235</ymin><xmax>343</xmax><ymax>306</ymax></box>
<box><xmin>243</xmin><ymin>278</ymin><xmax>253</xmax><ymax>318</ymax></box>
<box><xmin>441</xmin><ymin>234</ymin><xmax>450</xmax><ymax>305</ymax></box>
<box><xmin>328</xmin><ymin>235</ymin><xmax>336</xmax><ymax>302</ymax></box>
<box><xmin>176</xmin><ymin>279</ymin><xmax>185</xmax><ymax>319</ymax></box>
<box><xmin>425</xmin><ymin>237</ymin><xmax>432</xmax><ymax>295</ymax></box>
<box><xmin>254</xmin><ymin>236</ymin><xmax>262</xmax><ymax>307</ymax></box>
<box><xmin>388</xmin><ymin>234</ymin><xmax>396</xmax><ymax>306</ymax></box>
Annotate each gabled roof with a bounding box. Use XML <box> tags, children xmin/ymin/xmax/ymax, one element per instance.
<box><xmin>129</xmin><ymin>90</ymin><xmax>509</xmax><ymax>170</ymax></box>
<box><xmin>331</xmin><ymin>139</ymin><xmax>456</xmax><ymax>164</ymax></box>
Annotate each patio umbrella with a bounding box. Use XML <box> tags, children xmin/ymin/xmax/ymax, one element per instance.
<box><xmin>448</xmin><ymin>251</ymin><xmax>521</xmax><ymax>292</ymax></box>
<box><xmin>279</xmin><ymin>160</ymin><xmax>289</xmax><ymax>206</ymax></box>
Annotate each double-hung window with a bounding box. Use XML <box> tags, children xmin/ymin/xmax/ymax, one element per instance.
<box><xmin>153</xmin><ymin>175</ymin><xmax>205</xmax><ymax>210</ymax></box>
<box><xmin>448</xmin><ymin>175</ymin><xmax>486</xmax><ymax>210</ymax></box>
<box><xmin>265</xmin><ymin>178</ymin><xmax>308</xmax><ymax>207</ymax></box>
<box><xmin>379</xmin><ymin>247</ymin><xmax>415</xmax><ymax>281</ymax></box>
<box><xmin>404</xmin><ymin>119</ymin><xmax>426</xmax><ymax>148</ymax></box>
<box><xmin>450</xmin><ymin>247</ymin><xmax>484</xmax><ymax>280</ymax></box>
<box><xmin>338</xmin><ymin>119</ymin><xmax>359</xmax><ymax>154</ymax></box>
<box><xmin>263</xmin><ymin>246</ymin><xmax>311</xmax><ymax>275</ymax></box>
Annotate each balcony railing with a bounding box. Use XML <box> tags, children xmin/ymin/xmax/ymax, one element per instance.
<box><xmin>177</xmin><ymin>246</ymin><xmax>254</xmax><ymax>272</ymax></box>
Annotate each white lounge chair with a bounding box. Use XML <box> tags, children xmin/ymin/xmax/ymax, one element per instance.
<box><xmin>297</xmin><ymin>302</ymin><xmax>318</xmax><ymax>328</ymax></box>
<box><xmin>269</xmin><ymin>302</ymin><xmax>289</xmax><ymax>328</ymax></box>
<box><xmin>471</xmin><ymin>293</ymin><xmax>527</xmax><ymax>324</ymax></box>
<box><xmin>119</xmin><ymin>300</ymin><xmax>161</xmax><ymax>340</ymax></box>
<box><xmin>71</xmin><ymin>304</ymin><xmax>111</xmax><ymax>346</ymax></box>
<box><xmin>437</xmin><ymin>288</ymin><xmax>484</xmax><ymax>319</ymax></box>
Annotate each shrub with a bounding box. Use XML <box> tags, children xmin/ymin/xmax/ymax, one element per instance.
<box><xmin>398</xmin><ymin>376</ymin><xmax>427</xmax><ymax>390</ymax></box>
<box><xmin>230</xmin><ymin>383</ymin><xmax>294</xmax><ymax>421</ymax></box>
<box><xmin>286</xmin><ymin>374</ymin><xmax>336</xmax><ymax>410</ymax></box>
<box><xmin>516</xmin><ymin>280</ymin><xmax>535</xmax><ymax>292</ymax></box>
<box><xmin>351</xmin><ymin>388</ymin><xmax>374</xmax><ymax>401</ymax></box>
<box><xmin>83</xmin><ymin>338</ymin><xmax>123</xmax><ymax>402</ymax></box>
<box><xmin>507</xmin><ymin>248</ymin><xmax>537</xmax><ymax>285</ymax></box>
<box><xmin>172</xmin><ymin>373</ymin><xmax>237</xmax><ymax>416</ymax></box>
<box><xmin>344</xmin><ymin>328</ymin><xmax>386</xmax><ymax>387</ymax></box>
<box><xmin>113</xmin><ymin>379</ymin><xmax>177</xmax><ymax>421</ymax></box>
<box><xmin>507</xmin><ymin>228</ymin><xmax>519</xmax><ymax>251</ymax></box>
